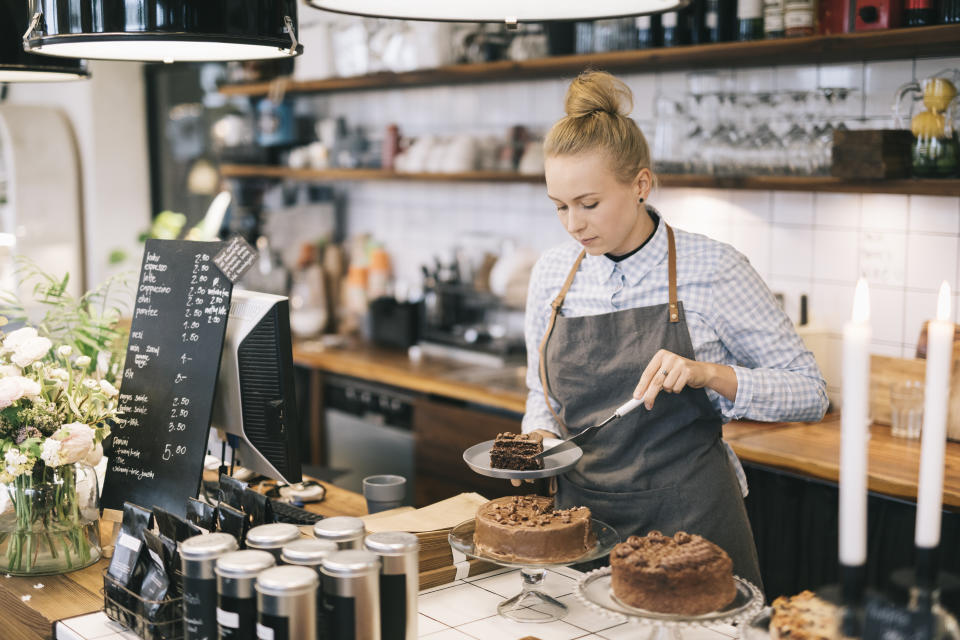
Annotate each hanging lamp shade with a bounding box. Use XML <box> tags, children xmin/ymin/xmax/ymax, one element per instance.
<box><xmin>0</xmin><ymin>0</ymin><xmax>88</xmax><ymax>82</ymax></box>
<box><xmin>24</xmin><ymin>0</ymin><xmax>302</xmax><ymax>63</ymax></box>
<box><xmin>305</xmin><ymin>0</ymin><xmax>689</xmax><ymax>23</ymax></box>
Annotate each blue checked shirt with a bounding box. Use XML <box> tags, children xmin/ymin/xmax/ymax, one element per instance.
<box><xmin>521</xmin><ymin>209</ymin><xmax>829</xmax><ymax>496</ymax></box>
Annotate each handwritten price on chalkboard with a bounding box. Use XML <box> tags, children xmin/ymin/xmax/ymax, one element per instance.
<box><xmin>162</xmin><ymin>444</ymin><xmax>188</xmax><ymax>461</ymax></box>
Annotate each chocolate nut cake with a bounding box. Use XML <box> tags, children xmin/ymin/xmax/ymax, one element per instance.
<box><xmin>489</xmin><ymin>432</ymin><xmax>544</xmax><ymax>470</ymax></box>
<box><xmin>609</xmin><ymin>530</ymin><xmax>736</xmax><ymax>615</ymax></box>
<box><xmin>473</xmin><ymin>495</ymin><xmax>594</xmax><ymax>563</ymax></box>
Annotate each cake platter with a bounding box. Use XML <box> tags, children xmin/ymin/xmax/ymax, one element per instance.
<box><xmin>574</xmin><ymin>566</ymin><xmax>765</xmax><ymax>639</ymax></box>
<box><xmin>462</xmin><ymin>437</ymin><xmax>582</xmax><ymax>479</ymax></box>
<box><xmin>449</xmin><ymin>517</ymin><xmax>619</xmax><ymax>623</ymax></box>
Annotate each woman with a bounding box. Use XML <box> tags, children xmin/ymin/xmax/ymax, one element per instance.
<box><xmin>520</xmin><ymin>71</ymin><xmax>828</xmax><ymax>587</ymax></box>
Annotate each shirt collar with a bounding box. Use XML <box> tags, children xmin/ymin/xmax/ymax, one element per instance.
<box><xmin>582</xmin><ymin>206</ymin><xmax>668</xmax><ymax>287</ymax></box>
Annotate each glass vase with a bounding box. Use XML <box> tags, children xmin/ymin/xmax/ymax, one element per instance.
<box><xmin>0</xmin><ymin>463</ymin><xmax>101</xmax><ymax>575</ymax></box>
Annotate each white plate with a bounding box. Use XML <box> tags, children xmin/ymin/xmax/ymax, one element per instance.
<box><xmin>462</xmin><ymin>437</ymin><xmax>582</xmax><ymax>479</ymax></box>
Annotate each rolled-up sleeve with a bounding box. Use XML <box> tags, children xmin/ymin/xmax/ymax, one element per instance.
<box><xmin>707</xmin><ymin>249</ymin><xmax>829</xmax><ymax>423</ymax></box>
<box><xmin>521</xmin><ymin>257</ymin><xmax>563</xmax><ymax>437</ymax></box>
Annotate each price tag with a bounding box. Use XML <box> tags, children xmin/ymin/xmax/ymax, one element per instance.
<box><xmin>214</xmin><ymin>235</ymin><xmax>257</xmax><ymax>283</ymax></box>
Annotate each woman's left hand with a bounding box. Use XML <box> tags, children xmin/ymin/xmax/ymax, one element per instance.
<box><xmin>632</xmin><ymin>349</ymin><xmax>716</xmax><ymax>410</ymax></box>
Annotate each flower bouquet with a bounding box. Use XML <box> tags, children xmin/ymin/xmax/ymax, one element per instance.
<box><xmin>0</xmin><ymin>262</ymin><xmax>128</xmax><ymax>575</ymax></box>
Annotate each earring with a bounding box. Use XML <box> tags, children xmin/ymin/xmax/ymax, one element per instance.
<box><xmin>638</xmin><ymin>197</ymin><xmax>645</xmax><ymax>204</ymax></box>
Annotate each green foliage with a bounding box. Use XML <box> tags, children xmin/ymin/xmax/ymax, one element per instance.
<box><xmin>0</xmin><ymin>257</ymin><xmax>133</xmax><ymax>382</ymax></box>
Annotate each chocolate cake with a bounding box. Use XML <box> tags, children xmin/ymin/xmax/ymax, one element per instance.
<box><xmin>473</xmin><ymin>495</ymin><xmax>594</xmax><ymax>563</ymax></box>
<box><xmin>489</xmin><ymin>432</ymin><xmax>544</xmax><ymax>470</ymax></box>
<box><xmin>769</xmin><ymin>590</ymin><xmax>839</xmax><ymax>640</ymax></box>
<box><xmin>609</xmin><ymin>530</ymin><xmax>736</xmax><ymax>615</ymax></box>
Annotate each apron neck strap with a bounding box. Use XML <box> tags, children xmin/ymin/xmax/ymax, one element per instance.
<box><xmin>537</xmin><ymin>223</ymin><xmax>679</xmax><ymax>429</ymax></box>
<box><xmin>666</xmin><ymin>223</ymin><xmax>679</xmax><ymax>323</ymax></box>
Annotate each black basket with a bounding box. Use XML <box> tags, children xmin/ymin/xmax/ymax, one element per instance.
<box><xmin>103</xmin><ymin>569</ymin><xmax>183</xmax><ymax>640</ymax></box>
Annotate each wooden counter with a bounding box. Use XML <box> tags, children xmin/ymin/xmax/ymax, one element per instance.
<box><xmin>295</xmin><ymin>341</ymin><xmax>960</xmax><ymax>511</ymax></box>
<box><xmin>1</xmin><ymin>481</ymin><xmax>365</xmax><ymax>640</ymax></box>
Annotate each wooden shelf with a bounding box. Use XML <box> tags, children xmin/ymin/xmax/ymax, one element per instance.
<box><xmin>219</xmin><ymin>164</ymin><xmax>960</xmax><ymax>196</ymax></box>
<box><xmin>219</xmin><ymin>24</ymin><xmax>960</xmax><ymax>97</ymax></box>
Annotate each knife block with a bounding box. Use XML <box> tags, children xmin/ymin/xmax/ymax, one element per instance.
<box><xmin>869</xmin><ymin>354</ymin><xmax>960</xmax><ymax>442</ymax></box>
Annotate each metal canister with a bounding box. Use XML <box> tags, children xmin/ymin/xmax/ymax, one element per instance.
<box><xmin>281</xmin><ymin>538</ymin><xmax>339</xmax><ymax>570</ymax></box>
<box><xmin>281</xmin><ymin>539</ymin><xmax>339</xmax><ymax>640</ymax></box>
<box><xmin>181</xmin><ymin>533</ymin><xmax>239</xmax><ymax>640</ymax></box>
<box><xmin>364</xmin><ymin>532</ymin><xmax>419</xmax><ymax>640</ymax></box>
<box><xmin>256</xmin><ymin>565</ymin><xmax>319</xmax><ymax>640</ymax></box>
<box><xmin>216</xmin><ymin>550</ymin><xmax>276</xmax><ymax>640</ymax></box>
<box><xmin>313</xmin><ymin>517</ymin><xmax>365</xmax><ymax>550</ymax></box>
<box><xmin>321</xmin><ymin>550</ymin><xmax>381</xmax><ymax>640</ymax></box>
<box><xmin>246</xmin><ymin>523</ymin><xmax>301</xmax><ymax>562</ymax></box>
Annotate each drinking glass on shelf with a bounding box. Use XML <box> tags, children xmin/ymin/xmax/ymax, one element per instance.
<box><xmin>890</xmin><ymin>380</ymin><xmax>924</xmax><ymax>440</ymax></box>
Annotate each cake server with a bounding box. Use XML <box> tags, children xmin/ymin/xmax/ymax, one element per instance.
<box><xmin>532</xmin><ymin>398</ymin><xmax>644</xmax><ymax>460</ymax></box>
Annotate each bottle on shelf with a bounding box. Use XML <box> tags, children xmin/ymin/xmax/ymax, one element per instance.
<box><xmin>819</xmin><ymin>0</ymin><xmax>852</xmax><ymax>33</ymax></box>
<box><xmin>785</xmin><ymin>0</ymin><xmax>817</xmax><ymax>35</ymax></box>
<box><xmin>738</xmin><ymin>0</ymin><xmax>766</xmax><ymax>39</ymax></box>
<box><xmin>662</xmin><ymin>10</ymin><xmax>690</xmax><ymax>46</ymax></box>
<box><xmin>687</xmin><ymin>1</ymin><xmax>709</xmax><ymax>44</ymax></box>
<box><xmin>706</xmin><ymin>0</ymin><xmax>738</xmax><ymax>41</ymax></box>
<box><xmin>764</xmin><ymin>0</ymin><xmax>786</xmax><ymax>37</ymax></box>
<box><xmin>940</xmin><ymin>0</ymin><xmax>960</xmax><ymax>22</ymax></box>
<box><xmin>904</xmin><ymin>0</ymin><xmax>937</xmax><ymax>25</ymax></box>
<box><xmin>636</xmin><ymin>14</ymin><xmax>664</xmax><ymax>48</ymax></box>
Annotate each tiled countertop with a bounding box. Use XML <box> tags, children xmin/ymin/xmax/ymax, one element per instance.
<box><xmin>56</xmin><ymin>566</ymin><xmax>742</xmax><ymax>640</ymax></box>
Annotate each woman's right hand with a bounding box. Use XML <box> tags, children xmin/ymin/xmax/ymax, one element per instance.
<box><xmin>509</xmin><ymin>429</ymin><xmax>559</xmax><ymax>487</ymax></box>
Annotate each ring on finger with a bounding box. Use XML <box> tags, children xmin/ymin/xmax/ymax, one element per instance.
<box><xmin>660</xmin><ymin>368</ymin><xmax>669</xmax><ymax>377</ymax></box>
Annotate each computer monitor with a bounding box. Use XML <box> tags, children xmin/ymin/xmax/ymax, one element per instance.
<box><xmin>211</xmin><ymin>289</ymin><xmax>303</xmax><ymax>484</ymax></box>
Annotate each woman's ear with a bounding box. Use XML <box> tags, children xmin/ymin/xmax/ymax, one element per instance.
<box><xmin>635</xmin><ymin>167</ymin><xmax>653</xmax><ymax>202</ymax></box>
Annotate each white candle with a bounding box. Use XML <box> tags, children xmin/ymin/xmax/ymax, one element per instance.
<box><xmin>916</xmin><ymin>281</ymin><xmax>954</xmax><ymax>548</ymax></box>
<box><xmin>840</xmin><ymin>278</ymin><xmax>871</xmax><ymax>566</ymax></box>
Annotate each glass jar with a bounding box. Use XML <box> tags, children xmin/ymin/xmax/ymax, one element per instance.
<box><xmin>0</xmin><ymin>463</ymin><xmax>101</xmax><ymax>575</ymax></box>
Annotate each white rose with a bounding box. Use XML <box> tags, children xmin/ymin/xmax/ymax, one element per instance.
<box><xmin>0</xmin><ymin>376</ymin><xmax>27</xmax><ymax>409</ymax></box>
<box><xmin>57</xmin><ymin>345</ymin><xmax>73</xmax><ymax>357</ymax></box>
<box><xmin>2</xmin><ymin>327</ymin><xmax>38</xmax><ymax>353</ymax></box>
<box><xmin>74</xmin><ymin>355</ymin><xmax>91</xmax><ymax>368</ymax></box>
<box><xmin>82</xmin><ymin>379</ymin><xmax>98</xmax><ymax>390</ymax></box>
<box><xmin>40</xmin><ymin>438</ymin><xmax>64</xmax><ymax>467</ymax></box>
<box><xmin>99</xmin><ymin>380</ymin><xmax>119</xmax><ymax>398</ymax></box>
<box><xmin>19</xmin><ymin>378</ymin><xmax>41</xmax><ymax>399</ymax></box>
<box><xmin>0</xmin><ymin>365</ymin><xmax>20</xmax><ymax>377</ymax></box>
<box><xmin>54</xmin><ymin>423</ymin><xmax>96</xmax><ymax>465</ymax></box>
<box><xmin>4</xmin><ymin>448</ymin><xmax>27</xmax><ymax>467</ymax></box>
<box><xmin>49</xmin><ymin>368</ymin><xmax>69</xmax><ymax>382</ymax></box>
<box><xmin>11</xmin><ymin>336</ymin><xmax>52</xmax><ymax>368</ymax></box>
<box><xmin>83</xmin><ymin>442</ymin><xmax>103</xmax><ymax>466</ymax></box>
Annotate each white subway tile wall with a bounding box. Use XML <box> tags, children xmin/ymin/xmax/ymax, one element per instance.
<box><xmin>332</xmin><ymin>57</ymin><xmax>960</xmax><ymax>402</ymax></box>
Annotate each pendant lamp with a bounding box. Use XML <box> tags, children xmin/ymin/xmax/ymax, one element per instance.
<box><xmin>23</xmin><ymin>0</ymin><xmax>303</xmax><ymax>63</ymax></box>
<box><xmin>0</xmin><ymin>0</ymin><xmax>88</xmax><ymax>82</ymax></box>
<box><xmin>305</xmin><ymin>0</ymin><xmax>689</xmax><ymax>24</ymax></box>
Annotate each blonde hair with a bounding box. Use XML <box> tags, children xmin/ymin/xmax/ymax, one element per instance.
<box><xmin>544</xmin><ymin>70</ymin><xmax>654</xmax><ymax>185</ymax></box>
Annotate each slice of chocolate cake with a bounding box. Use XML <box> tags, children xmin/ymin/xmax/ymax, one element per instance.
<box><xmin>489</xmin><ymin>432</ymin><xmax>544</xmax><ymax>470</ymax></box>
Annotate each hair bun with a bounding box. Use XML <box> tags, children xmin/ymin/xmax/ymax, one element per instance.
<box><xmin>564</xmin><ymin>70</ymin><xmax>634</xmax><ymax>118</ymax></box>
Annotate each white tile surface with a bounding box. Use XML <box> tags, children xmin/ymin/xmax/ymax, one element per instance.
<box><xmin>421</xmin><ymin>629</ymin><xmax>479</xmax><ymax>640</ymax></box>
<box><xmin>774</xmin><ymin>65</ymin><xmax>819</xmax><ymax>91</ymax></box>
<box><xmin>814</xmin><ymin>192</ymin><xmax>861</xmax><ymax>229</ymax></box>
<box><xmin>813</xmin><ymin>228</ymin><xmax>858</xmax><ymax>283</ymax></box>
<box><xmin>418</xmin><ymin>582</ymin><xmax>508</xmax><ymax>626</ymax></box>
<box><xmin>914</xmin><ymin>57</ymin><xmax>960</xmax><ymax>85</ymax></box>
<box><xmin>470</xmin><ymin>568</ymin><xmax>577</xmax><ymax>599</ymax></box>
<box><xmin>859</xmin><ymin>231</ymin><xmax>907</xmax><ymax>286</ymax></box>
<box><xmin>810</xmin><ymin>281</ymin><xmax>857</xmax><ymax>334</ymax></box>
<box><xmin>864</xmin><ymin>60</ymin><xmax>914</xmax><ymax>118</ymax></box>
<box><xmin>860</xmin><ymin>194</ymin><xmax>909</xmax><ymax>231</ymax></box>
<box><xmin>531</xmin><ymin>594</ymin><xmax>627</xmax><ymax>633</ymax></box>
<box><xmin>457</xmin><ymin>614</ymin><xmax>587</xmax><ymax>640</ymax></box>
<box><xmin>903</xmin><ymin>290</ymin><xmax>940</xmax><ymax>349</ymax></box>
<box><xmin>870</xmin><ymin>287</ymin><xmax>907</xmax><ymax>344</ymax></box>
<box><xmin>771</xmin><ymin>227</ymin><xmax>813</xmax><ymax>279</ymax></box>
<box><xmin>772</xmin><ymin>192</ymin><xmax>815</xmax><ymax>226</ymax></box>
<box><xmin>419</xmin><ymin>613</ymin><xmax>450</xmax><ymax>636</ymax></box>
<box><xmin>909</xmin><ymin>196</ymin><xmax>960</xmax><ymax>234</ymax></box>
<box><xmin>906</xmin><ymin>234</ymin><xmax>958</xmax><ymax>291</ymax></box>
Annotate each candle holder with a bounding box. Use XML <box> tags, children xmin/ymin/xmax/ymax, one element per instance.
<box><xmin>840</xmin><ymin>562</ymin><xmax>867</xmax><ymax>637</ymax></box>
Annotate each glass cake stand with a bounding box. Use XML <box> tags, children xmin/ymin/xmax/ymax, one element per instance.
<box><xmin>574</xmin><ymin>566</ymin><xmax>765</xmax><ymax>639</ymax></box>
<box><xmin>449</xmin><ymin>518</ymin><xmax>619</xmax><ymax>623</ymax></box>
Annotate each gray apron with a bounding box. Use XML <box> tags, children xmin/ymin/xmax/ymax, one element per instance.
<box><xmin>539</xmin><ymin>224</ymin><xmax>762</xmax><ymax>587</ymax></box>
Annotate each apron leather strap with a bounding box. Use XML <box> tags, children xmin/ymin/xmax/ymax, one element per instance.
<box><xmin>537</xmin><ymin>223</ymin><xmax>678</xmax><ymax>428</ymax></box>
<box><xmin>667</xmin><ymin>224</ymin><xmax>679</xmax><ymax>323</ymax></box>
<box><xmin>538</xmin><ymin>249</ymin><xmax>586</xmax><ymax>429</ymax></box>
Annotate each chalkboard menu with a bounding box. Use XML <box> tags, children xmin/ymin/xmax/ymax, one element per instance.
<box><xmin>101</xmin><ymin>239</ymin><xmax>232</xmax><ymax>517</ymax></box>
